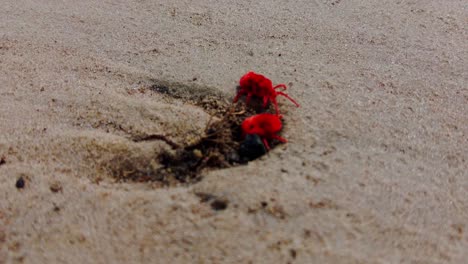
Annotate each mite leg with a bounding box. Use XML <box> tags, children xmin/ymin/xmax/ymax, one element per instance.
<box><xmin>273</xmin><ymin>84</ymin><xmax>287</xmax><ymax>91</ymax></box>
<box><xmin>233</xmin><ymin>89</ymin><xmax>246</xmax><ymax>103</ymax></box>
<box><xmin>262</xmin><ymin>96</ymin><xmax>269</xmax><ymax>108</ymax></box>
<box><xmin>262</xmin><ymin>138</ymin><xmax>271</xmax><ymax>150</ymax></box>
<box><xmin>272</xmin><ymin>97</ymin><xmax>280</xmax><ymax>115</ymax></box>
<box><xmin>246</xmin><ymin>93</ymin><xmax>253</xmax><ymax>105</ymax></box>
<box><xmin>277</xmin><ymin>92</ymin><xmax>300</xmax><ymax>107</ymax></box>
<box><xmin>272</xmin><ymin>134</ymin><xmax>287</xmax><ymax>143</ymax></box>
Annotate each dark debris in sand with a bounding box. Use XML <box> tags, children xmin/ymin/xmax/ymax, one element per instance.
<box><xmin>109</xmin><ymin>79</ymin><xmax>283</xmax><ymax>186</ymax></box>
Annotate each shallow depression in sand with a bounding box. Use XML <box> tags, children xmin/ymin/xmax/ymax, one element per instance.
<box><xmin>93</xmin><ymin>79</ymin><xmax>285</xmax><ymax>187</ymax></box>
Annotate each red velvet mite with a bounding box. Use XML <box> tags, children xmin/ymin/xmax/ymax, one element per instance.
<box><xmin>233</xmin><ymin>71</ymin><xmax>300</xmax><ymax>115</ymax></box>
<box><xmin>241</xmin><ymin>113</ymin><xmax>286</xmax><ymax>150</ymax></box>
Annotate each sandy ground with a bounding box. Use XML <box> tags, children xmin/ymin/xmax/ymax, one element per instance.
<box><xmin>1</xmin><ymin>0</ymin><xmax>467</xmax><ymax>263</ymax></box>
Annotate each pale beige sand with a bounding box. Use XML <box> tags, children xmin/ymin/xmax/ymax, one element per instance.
<box><xmin>1</xmin><ymin>0</ymin><xmax>467</xmax><ymax>263</ymax></box>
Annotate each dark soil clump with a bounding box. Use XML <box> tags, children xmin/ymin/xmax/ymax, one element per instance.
<box><xmin>154</xmin><ymin>103</ymin><xmax>259</xmax><ymax>184</ymax></box>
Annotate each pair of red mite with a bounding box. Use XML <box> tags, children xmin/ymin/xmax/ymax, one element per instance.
<box><xmin>235</xmin><ymin>71</ymin><xmax>300</xmax><ymax>150</ymax></box>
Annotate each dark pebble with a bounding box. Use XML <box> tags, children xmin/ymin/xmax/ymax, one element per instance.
<box><xmin>290</xmin><ymin>249</ymin><xmax>297</xmax><ymax>259</ymax></box>
<box><xmin>211</xmin><ymin>199</ymin><xmax>228</xmax><ymax>211</ymax></box>
<box><xmin>239</xmin><ymin>134</ymin><xmax>267</xmax><ymax>162</ymax></box>
<box><xmin>50</xmin><ymin>182</ymin><xmax>63</xmax><ymax>193</ymax></box>
<box><xmin>15</xmin><ymin>177</ymin><xmax>25</xmax><ymax>189</ymax></box>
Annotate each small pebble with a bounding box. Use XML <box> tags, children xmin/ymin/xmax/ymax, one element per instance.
<box><xmin>239</xmin><ymin>134</ymin><xmax>267</xmax><ymax>162</ymax></box>
<box><xmin>211</xmin><ymin>199</ymin><xmax>228</xmax><ymax>211</ymax></box>
<box><xmin>50</xmin><ymin>182</ymin><xmax>63</xmax><ymax>193</ymax></box>
<box><xmin>192</xmin><ymin>149</ymin><xmax>203</xmax><ymax>159</ymax></box>
<box><xmin>15</xmin><ymin>177</ymin><xmax>25</xmax><ymax>189</ymax></box>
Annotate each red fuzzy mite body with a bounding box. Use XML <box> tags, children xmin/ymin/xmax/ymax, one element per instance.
<box><xmin>233</xmin><ymin>71</ymin><xmax>300</xmax><ymax>115</ymax></box>
<box><xmin>241</xmin><ymin>113</ymin><xmax>286</xmax><ymax>150</ymax></box>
